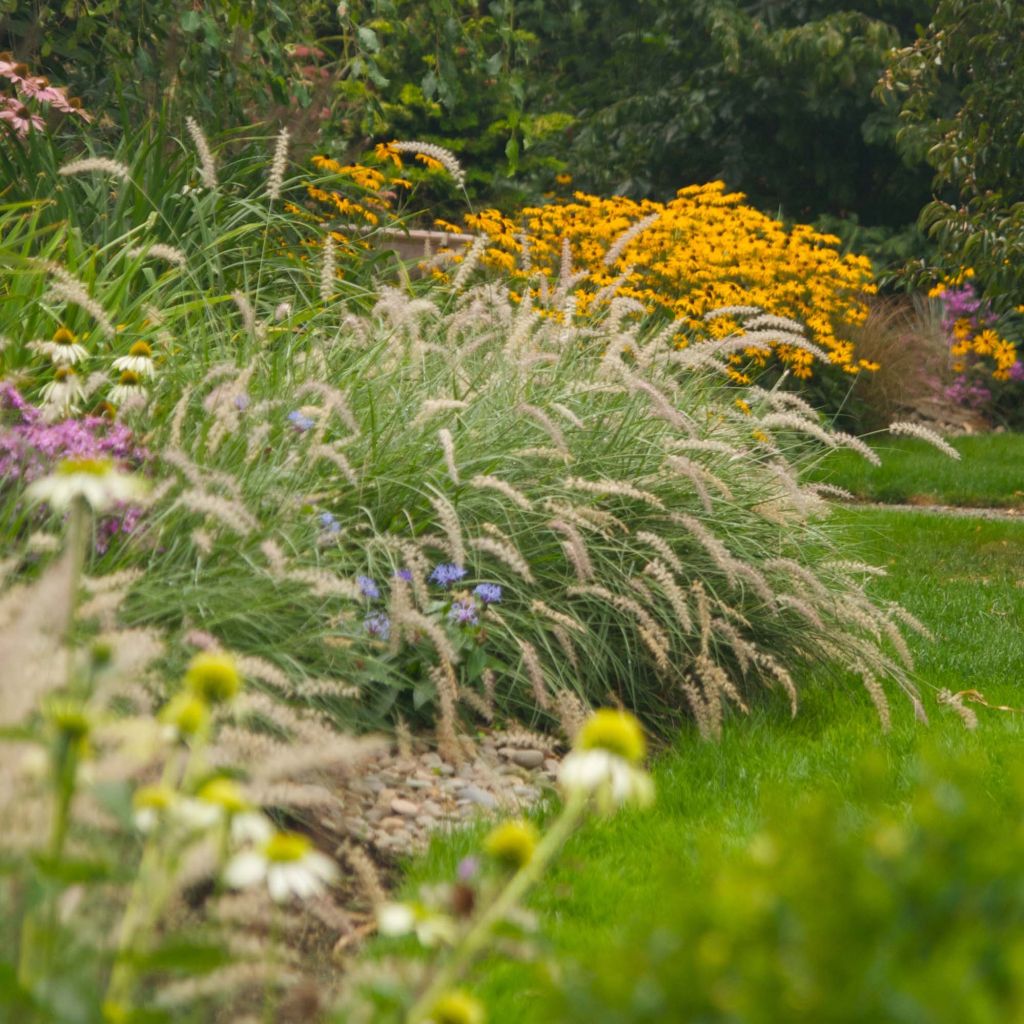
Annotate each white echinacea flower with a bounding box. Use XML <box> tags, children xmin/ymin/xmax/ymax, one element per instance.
<box><xmin>225</xmin><ymin>830</ymin><xmax>338</xmax><ymax>902</ymax></box>
<box><xmin>558</xmin><ymin>748</ymin><xmax>654</xmax><ymax>810</ymax></box>
<box><xmin>375</xmin><ymin>900</ymin><xmax>458</xmax><ymax>947</ymax></box>
<box><xmin>27</xmin><ymin>457</ymin><xmax>146</xmax><ymax>512</ymax></box>
<box><xmin>111</xmin><ymin>340</ymin><xmax>156</xmax><ymax>377</ymax></box>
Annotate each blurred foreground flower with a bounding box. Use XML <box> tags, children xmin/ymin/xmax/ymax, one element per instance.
<box><xmin>26</xmin><ymin>456</ymin><xmax>146</xmax><ymax>512</ymax></box>
<box><xmin>225</xmin><ymin>830</ymin><xmax>338</xmax><ymax>902</ymax></box>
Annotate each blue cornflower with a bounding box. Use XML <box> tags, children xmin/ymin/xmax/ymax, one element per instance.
<box><xmin>363</xmin><ymin>611</ymin><xmax>391</xmax><ymax>641</ymax></box>
<box><xmin>288</xmin><ymin>410</ymin><xmax>315</xmax><ymax>431</ymax></box>
<box><xmin>356</xmin><ymin>574</ymin><xmax>380</xmax><ymax>600</ymax></box>
<box><xmin>394</xmin><ymin>568</ymin><xmax>413</xmax><ymax>582</ymax></box>
<box><xmin>448</xmin><ymin>598</ymin><xmax>479</xmax><ymax>627</ymax></box>
<box><xmin>319</xmin><ymin>511</ymin><xmax>341</xmax><ymax>535</ymax></box>
<box><xmin>430</xmin><ymin>563</ymin><xmax>467</xmax><ymax>588</ymax></box>
<box><xmin>473</xmin><ymin>582</ymin><xmax>502</xmax><ymax>604</ymax></box>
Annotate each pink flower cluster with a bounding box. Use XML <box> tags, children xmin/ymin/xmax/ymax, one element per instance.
<box><xmin>1</xmin><ymin>384</ymin><xmax>147</xmax><ymax>552</ymax></box>
<box><xmin>0</xmin><ymin>56</ymin><xmax>91</xmax><ymax>137</ymax></box>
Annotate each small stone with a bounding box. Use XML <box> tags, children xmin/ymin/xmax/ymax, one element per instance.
<box><xmin>436</xmin><ymin>763</ymin><xmax>455</xmax><ymax>776</ymax></box>
<box><xmin>543</xmin><ymin>758</ymin><xmax>560</xmax><ymax>773</ymax></box>
<box><xmin>406</xmin><ymin>778</ymin><xmax>432</xmax><ymax>790</ymax></box>
<box><xmin>462</xmin><ymin>785</ymin><xmax>498</xmax><ymax>809</ymax></box>
<box><xmin>377</xmin><ymin>787</ymin><xmax>398</xmax><ymax>804</ymax></box>
<box><xmin>508</xmin><ymin>748</ymin><xmax>544</xmax><ymax>769</ymax></box>
<box><xmin>421</xmin><ymin>752</ymin><xmax>443</xmax><ymax>768</ymax></box>
<box><xmin>379</xmin><ymin>815</ymin><xmax>406</xmax><ymax>830</ymax></box>
<box><xmin>391</xmin><ymin>798</ymin><xmax>419</xmax><ymax>817</ymax></box>
<box><xmin>422</xmin><ymin>799</ymin><xmax>443</xmax><ymax>816</ymax></box>
<box><xmin>416</xmin><ymin>814</ymin><xmax>436</xmax><ymax>830</ymax></box>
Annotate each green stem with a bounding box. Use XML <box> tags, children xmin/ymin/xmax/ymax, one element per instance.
<box><xmin>406</xmin><ymin>791</ymin><xmax>588</xmax><ymax>1023</ymax></box>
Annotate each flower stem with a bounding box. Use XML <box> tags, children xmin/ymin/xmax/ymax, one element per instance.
<box><xmin>406</xmin><ymin>791</ymin><xmax>588</xmax><ymax>1023</ymax></box>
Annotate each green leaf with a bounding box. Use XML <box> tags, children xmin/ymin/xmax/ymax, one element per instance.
<box><xmin>179</xmin><ymin>9</ymin><xmax>201</xmax><ymax>33</ymax></box>
<box><xmin>129</xmin><ymin>939</ymin><xmax>233</xmax><ymax>974</ymax></box>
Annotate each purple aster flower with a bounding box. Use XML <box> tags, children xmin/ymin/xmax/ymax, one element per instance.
<box><xmin>363</xmin><ymin>611</ymin><xmax>390</xmax><ymax>641</ymax></box>
<box><xmin>234</xmin><ymin>394</ymin><xmax>250</xmax><ymax>411</ymax></box>
<box><xmin>473</xmin><ymin>582</ymin><xmax>502</xmax><ymax>604</ymax></box>
<box><xmin>394</xmin><ymin>568</ymin><xmax>413</xmax><ymax>582</ymax></box>
<box><xmin>318</xmin><ymin>511</ymin><xmax>341</xmax><ymax>534</ymax></box>
<box><xmin>1010</xmin><ymin>361</ymin><xmax>1024</xmax><ymax>382</ymax></box>
<box><xmin>287</xmin><ymin>410</ymin><xmax>315</xmax><ymax>431</ymax></box>
<box><xmin>356</xmin><ymin>574</ymin><xmax>380</xmax><ymax>600</ymax></box>
<box><xmin>448</xmin><ymin>598</ymin><xmax>479</xmax><ymax>626</ymax></box>
<box><xmin>430</xmin><ymin>562</ymin><xmax>467</xmax><ymax>588</ymax></box>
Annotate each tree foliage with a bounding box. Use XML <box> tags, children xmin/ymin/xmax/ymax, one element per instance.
<box><xmin>880</xmin><ymin>0</ymin><xmax>1024</xmax><ymax>300</ymax></box>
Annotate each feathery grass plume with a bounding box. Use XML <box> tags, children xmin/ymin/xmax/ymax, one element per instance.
<box><xmin>231</xmin><ymin>291</ymin><xmax>258</xmax><ymax>340</ymax></box>
<box><xmin>548</xmin><ymin>518</ymin><xmax>594</xmax><ymax>582</ymax></box>
<box><xmin>887</xmin><ymin>421</ymin><xmax>962</xmax><ymax>460</ymax></box>
<box><xmin>625</xmin><ymin>376</ymin><xmax>695</xmax><ymax>433</ymax></box>
<box><xmin>296</xmin><ymin>380</ymin><xmax>360</xmax><ymax>435</ymax></box>
<box><xmin>320</xmin><ymin>235</ymin><xmax>336</xmax><ymax>303</ymax></box>
<box><xmin>267</xmin><ymin>126</ymin><xmax>290</xmax><ymax>201</ymax></box>
<box><xmin>126</xmin><ymin>243</ymin><xmax>187</xmax><ymax>267</ymax></box>
<box><xmin>413</xmin><ymin>398</ymin><xmax>468</xmax><ymax>427</ymax></box>
<box><xmin>174</xmin><ymin>489</ymin><xmax>259</xmax><ymax>535</ymax></box>
<box><xmin>450</xmin><ymin>235</ymin><xmax>487</xmax><ymax>292</ymax></box>
<box><xmin>344</xmin><ymin>843</ymin><xmax>386</xmax><ymax>908</ymax></box>
<box><xmin>758</xmin><ymin>411</ymin><xmax>839</xmax><ymax>449</ymax></box>
<box><xmin>470</xmin><ymin>531</ymin><xmax>536</xmax><ymax>583</ymax></box>
<box><xmin>469</xmin><ymin>474</ymin><xmax>532</xmax><ymax>511</ymax></box>
<box><xmin>438</xmin><ymin>428</ymin><xmax>459</xmax><ymax>484</ymax></box>
<box><xmin>427</xmin><ymin>492</ymin><xmax>465</xmax><ymax>566</ymax></box>
<box><xmin>703</xmin><ymin>305</ymin><xmax>763</xmax><ymax>320</ymax></box>
<box><xmin>516</xmin><ymin>637</ymin><xmax>551</xmax><ymax>710</ymax></box>
<box><xmin>45</xmin><ymin>266</ymin><xmax>115</xmax><ymax>336</ymax></box>
<box><xmin>549</xmin><ymin>401</ymin><xmax>585</xmax><ymax>429</ymax></box>
<box><xmin>568</xmin><ymin>584</ymin><xmax>670</xmax><ymax>655</ymax></box>
<box><xmin>566</xmin><ymin>476</ymin><xmax>665</xmax><ymax>510</ymax></box>
<box><xmin>807</xmin><ymin>482</ymin><xmax>856</xmax><ymax>501</ymax></box>
<box><xmin>643</xmin><ymin>559</ymin><xmax>693</xmax><ymax>632</ymax></box>
<box><xmin>862</xmin><ymin>672</ymin><xmax>893</xmax><ymax>732</ymax></box>
<box><xmin>822</xmin><ymin>560</ymin><xmax>888</xmax><ymax>578</ymax></box>
<box><xmin>602</xmin><ymin>210</ymin><xmax>660</xmax><ymax>268</ymax></box>
<box><xmin>937</xmin><ymin>688</ymin><xmax>979</xmax><ymax>730</ymax></box>
<box><xmin>635</xmin><ymin>530</ymin><xmax>685</xmax><ymax>574</ymax></box>
<box><xmin>431</xmin><ymin>659</ymin><xmax>463</xmax><ymax>763</ymax></box>
<box><xmin>389</xmin><ymin>140</ymin><xmax>466</xmax><ymax>188</ymax></box>
<box><xmin>311</xmin><ymin>443</ymin><xmax>359</xmax><ymax>486</ymax></box>
<box><xmin>59</xmin><ymin>156</ymin><xmax>130</xmax><ymax>180</ymax></box>
<box><xmin>184</xmin><ymin>115</ymin><xmax>217</xmax><ymax>188</ymax></box>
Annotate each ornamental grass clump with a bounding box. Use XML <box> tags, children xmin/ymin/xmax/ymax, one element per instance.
<box><xmin>0</xmin><ymin>116</ymin><xmax>928</xmax><ymax>749</ymax></box>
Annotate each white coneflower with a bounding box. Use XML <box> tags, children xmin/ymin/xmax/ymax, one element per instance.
<box><xmin>888</xmin><ymin>421</ymin><xmax>961</xmax><ymax>460</ymax></box>
<box><xmin>126</xmin><ymin>243</ymin><xmax>187</xmax><ymax>268</ymax></box>
<box><xmin>42</xmin><ymin>326</ymin><xmax>88</xmax><ymax>366</ymax></box>
<box><xmin>27</xmin><ymin>457</ymin><xmax>145</xmax><ymax>512</ymax></box>
<box><xmin>267</xmin><ymin>126</ymin><xmax>290</xmax><ymax>201</ymax></box>
<box><xmin>40</xmin><ymin>367</ymin><xmax>85</xmax><ymax>418</ymax></box>
<box><xmin>320</xmin><ymin>235</ymin><xmax>335</xmax><ymax>303</ymax></box>
<box><xmin>111</xmin><ymin>340</ymin><xmax>156</xmax><ymax>377</ymax></box>
<box><xmin>389</xmin><ymin>140</ymin><xmax>466</xmax><ymax>188</ymax></box>
<box><xmin>184</xmin><ymin>116</ymin><xmax>217</xmax><ymax>188</ymax></box>
<box><xmin>58</xmin><ymin>157</ymin><xmax>130</xmax><ymax>181</ymax></box>
<box><xmin>109</xmin><ymin>369</ymin><xmax>146</xmax><ymax>405</ymax></box>
<box><xmin>225</xmin><ymin>829</ymin><xmax>338</xmax><ymax>903</ymax></box>
<box><xmin>558</xmin><ymin>749</ymin><xmax>653</xmax><ymax>810</ymax></box>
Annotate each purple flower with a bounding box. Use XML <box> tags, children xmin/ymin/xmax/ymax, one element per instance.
<box><xmin>287</xmin><ymin>410</ymin><xmax>315</xmax><ymax>431</ymax></box>
<box><xmin>234</xmin><ymin>394</ymin><xmax>250</xmax><ymax>411</ymax></box>
<box><xmin>448</xmin><ymin>598</ymin><xmax>479</xmax><ymax>627</ymax></box>
<box><xmin>473</xmin><ymin>582</ymin><xmax>502</xmax><ymax>604</ymax></box>
<box><xmin>457</xmin><ymin>856</ymin><xmax>480</xmax><ymax>882</ymax></box>
<box><xmin>356</xmin><ymin>574</ymin><xmax>380</xmax><ymax>600</ymax></box>
<box><xmin>430</xmin><ymin>563</ymin><xmax>466</xmax><ymax>588</ymax></box>
<box><xmin>394</xmin><ymin>568</ymin><xmax>413</xmax><ymax>582</ymax></box>
<box><xmin>363</xmin><ymin>611</ymin><xmax>391</xmax><ymax>641</ymax></box>
<box><xmin>318</xmin><ymin>511</ymin><xmax>341</xmax><ymax>534</ymax></box>
<box><xmin>1010</xmin><ymin>361</ymin><xmax>1024</xmax><ymax>382</ymax></box>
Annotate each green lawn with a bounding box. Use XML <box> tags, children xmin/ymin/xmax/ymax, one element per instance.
<box><xmin>808</xmin><ymin>433</ymin><xmax>1024</xmax><ymax>508</ymax></box>
<box><xmin>379</xmin><ymin>506</ymin><xmax>1024</xmax><ymax>1020</ymax></box>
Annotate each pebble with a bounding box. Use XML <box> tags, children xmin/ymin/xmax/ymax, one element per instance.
<box><xmin>544</xmin><ymin>758</ymin><xmax>560</xmax><ymax>774</ymax></box>
<box><xmin>379</xmin><ymin>815</ymin><xmax>407</xmax><ymax>830</ymax></box>
<box><xmin>462</xmin><ymin>785</ymin><xmax>498</xmax><ymax>809</ymax></box>
<box><xmin>508</xmin><ymin>748</ymin><xmax>545</xmax><ymax>769</ymax></box>
<box><xmin>390</xmin><ymin>798</ymin><xmax>420</xmax><ymax>817</ymax></box>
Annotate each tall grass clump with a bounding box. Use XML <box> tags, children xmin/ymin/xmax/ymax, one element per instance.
<box><xmin>1</xmin><ymin>116</ymin><xmax>928</xmax><ymax>748</ymax></box>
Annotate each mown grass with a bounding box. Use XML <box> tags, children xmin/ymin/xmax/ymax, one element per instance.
<box><xmin>383</xmin><ymin>505</ymin><xmax>1024</xmax><ymax>1020</ymax></box>
<box><xmin>808</xmin><ymin>433</ymin><xmax>1024</xmax><ymax>508</ymax></box>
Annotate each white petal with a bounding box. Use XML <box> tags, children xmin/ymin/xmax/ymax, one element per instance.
<box><xmin>377</xmin><ymin>903</ymin><xmax>415</xmax><ymax>936</ymax></box>
<box><xmin>225</xmin><ymin>851</ymin><xmax>267</xmax><ymax>889</ymax></box>
<box><xmin>231</xmin><ymin>812</ymin><xmax>273</xmax><ymax>845</ymax></box>
<box><xmin>267</xmin><ymin>865</ymin><xmax>293</xmax><ymax>903</ymax></box>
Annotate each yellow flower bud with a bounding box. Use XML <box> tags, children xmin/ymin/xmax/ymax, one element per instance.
<box><xmin>431</xmin><ymin>989</ymin><xmax>486</xmax><ymax>1024</ymax></box>
<box><xmin>483</xmin><ymin>820</ymin><xmax>539</xmax><ymax>870</ymax></box>
<box><xmin>183</xmin><ymin>652</ymin><xmax>241</xmax><ymax>704</ymax></box>
<box><xmin>159</xmin><ymin>692</ymin><xmax>210</xmax><ymax>736</ymax></box>
<box><xmin>576</xmin><ymin>709</ymin><xmax>646</xmax><ymax>764</ymax></box>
